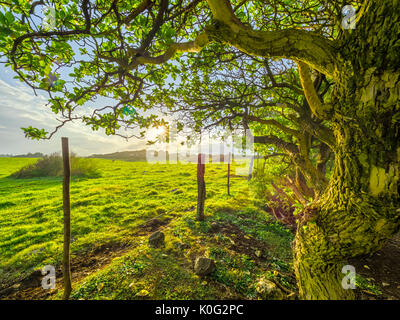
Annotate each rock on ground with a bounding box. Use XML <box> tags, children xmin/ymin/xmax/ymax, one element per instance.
<box><xmin>148</xmin><ymin>231</ymin><xmax>165</xmax><ymax>248</ymax></box>
<box><xmin>255</xmin><ymin>277</ymin><xmax>284</xmax><ymax>300</ymax></box>
<box><xmin>194</xmin><ymin>257</ymin><xmax>216</xmax><ymax>276</ymax></box>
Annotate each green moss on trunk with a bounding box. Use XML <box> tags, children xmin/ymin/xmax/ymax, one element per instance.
<box><xmin>293</xmin><ymin>0</ymin><xmax>400</xmax><ymax>299</ymax></box>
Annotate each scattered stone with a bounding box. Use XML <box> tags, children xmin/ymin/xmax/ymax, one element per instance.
<box><xmin>169</xmin><ymin>188</ymin><xmax>183</xmax><ymax>194</ymax></box>
<box><xmin>209</xmin><ymin>222</ymin><xmax>221</xmax><ymax>232</ymax></box>
<box><xmin>286</xmin><ymin>292</ymin><xmax>297</xmax><ymax>300</ymax></box>
<box><xmin>194</xmin><ymin>257</ymin><xmax>216</xmax><ymax>276</ymax></box>
<box><xmin>11</xmin><ymin>283</ymin><xmax>21</xmax><ymax>290</ymax></box>
<box><xmin>175</xmin><ymin>241</ymin><xmax>191</xmax><ymax>250</ymax></box>
<box><xmin>27</xmin><ymin>247</ymin><xmax>45</xmax><ymax>256</ymax></box>
<box><xmin>255</xmin><ymin>277</ymin><xmax>284</xmax><ymax>300</ymax></box>
<box><xmin>148</xmin><ymin>231</ymin><xmax>165</xmax><ymax>248</ymax></box>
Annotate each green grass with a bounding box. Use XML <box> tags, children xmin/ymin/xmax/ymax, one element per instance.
<box><xmin>0</xmin><ymin>157</ymin><xmax>294</xmax><ymax>299</ymax></box>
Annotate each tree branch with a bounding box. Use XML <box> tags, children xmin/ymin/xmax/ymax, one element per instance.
<box><xmin>254</xmin><ymin>135</ymin><xmax>299</xmax><ymax>155</ymax></box>
<box><xmin>205</xmin><ymin>0</ymin><xmax>337</xmax><ymax>77</ymax></box>
<box><xmin>296</xmin><ymin>61</ymin><xmax>333</xmax><ymax>120</ymax></box>
<box><xmin>244</xmin><ymin>115</ymin><xmax>301</xmax><ymax>138</ymax></box>
<box><xmin>127</xmin><ymin>33</ymin><xmax>211</xmax><ymax>67</ymax></box>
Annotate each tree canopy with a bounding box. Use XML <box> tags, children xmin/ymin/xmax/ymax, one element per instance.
<box><xmin>0</xmin><ymin>0</ymin><xmax>358</xmax><ymax>140</ymax></box>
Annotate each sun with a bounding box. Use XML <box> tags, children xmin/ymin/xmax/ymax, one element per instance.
<box><xmin>147</xmin><ymin>126</ymin><xmax>167</xmax><ymax>141</ymax></box>
<box><xmin>153</xmin><ymin>126</ymin><xmax>166</xmax><ymax>136</ymax></box>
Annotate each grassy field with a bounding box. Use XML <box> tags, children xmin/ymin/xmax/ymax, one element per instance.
<box><xmin>0</xmin><ymin>157</ymin><xmax>294</xmax><ymax>300</ymax></box>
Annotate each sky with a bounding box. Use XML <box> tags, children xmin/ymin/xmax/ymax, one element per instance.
<box><xmin>0</xmin><ymin>64</ymin><xmax>254</xmax><ymax>158</ymax></box>
<box><xmin>0</xmin><ymin>64</ymin><xmax>156</xmax><ymax>157</ymax></box>
<box><xmin>0</xmin><ymin>7</ymin><xmax>254</xmax><ymax>158</ymax></box>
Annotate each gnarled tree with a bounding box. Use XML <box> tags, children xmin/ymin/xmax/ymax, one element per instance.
<box><xmin>1</xmin><ymin>0</ymin><xmax>399</xmax><ymax>299</ymax></box>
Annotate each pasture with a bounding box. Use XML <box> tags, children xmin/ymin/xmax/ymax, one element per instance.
<box><xmin>0</xmin><ymin>157</ymin><xmax>294</xmax><ymax>299</ymax></box>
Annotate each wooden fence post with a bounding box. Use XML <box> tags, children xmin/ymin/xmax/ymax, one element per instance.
<box><xmin>248</xmin><ymin>155</ymin><xmax>254</xmax><ymax>181</ymax></box>
<box><xmin>227</xmin><ymin>152</ymin><xmax>231</xmax><ymax>196</ymax></box>
<box><xmin>61</xmin><ymin>137</ymin><xmax>72</xmax><ymax>299</ymax></box>
<box><xmin>196</xmin><ymin>153</ymin><xmax>206</xmax><ymax>221</ymax></box>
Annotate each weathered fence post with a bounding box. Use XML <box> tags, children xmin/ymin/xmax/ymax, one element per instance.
<box><xmin>166</xmin><ymin>125</ymin><xmax>170</xmax><ymax>164</ymax></box>
<box><xmin>227</xmin><ymin>152</ymin><xmax>231</xmax><ymax>196</ymax></box>
<box><xmin>61</xmin><ymin>137</ymin><xmax>72</xmax><ymax>299</ymax></box>
<box><xmin>196</xmin><ymin>153</ymin><xmax>206</xmax><ymax>221</ymax></box>
<box><xmin>248</xmin><ymin>155</ymin><xmax>254</xmax><ymax>181</ymax></box>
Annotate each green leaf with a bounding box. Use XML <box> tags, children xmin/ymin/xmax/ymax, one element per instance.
<box><xmin>0</xmin><ymin>12</ymin><xmax>6</xmax><ymax>26</ymax></box>
<box><xmin>5</xmin><ymin>12</ymin><xmax>15</xmax><ymax>24</ymax></box>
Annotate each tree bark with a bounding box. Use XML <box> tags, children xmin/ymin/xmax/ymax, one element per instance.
<box><xmin>293</xmin><ymin>0</ymin><xmax>400</xmax><ymax>299</ymax></box>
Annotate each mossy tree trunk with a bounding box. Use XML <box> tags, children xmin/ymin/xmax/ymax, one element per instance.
<box><xmin>204</xmin><ymin>0</ymin><xmax>400</xmax><ymax>299</ymax></box>
<box><xmin>294</xmin><ymin>0</ymin><xmax>400</xmax><ymax>299</ymax></box>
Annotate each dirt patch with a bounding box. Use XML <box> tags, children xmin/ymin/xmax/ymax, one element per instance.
<box><xmin>210</xmin><ymin>222</ymin><xmax>272</xmax><ymax>264</ymax></box>
<box><xmin>0</xmin><ymin>241</ymin><xmax>132</xmax><ymax>300</ymax></box>
<box><xmin>349</xmin><ymin>232</ymin><xmax>400</xmax><ymax>300</ymax></box>
<box><xmin>136</xmin><ymin>217</ymin><xmax>171</xmax><ymax>235</ymax></box>
<box><xmin>208</xmin><ymin>222</ymin><xmax>297</xmax><ymax>295</ymax></box>
<box><xmin>0</xmin><ymin>216</ymin><xmax>173</xmax><ymax>300</ymax></box>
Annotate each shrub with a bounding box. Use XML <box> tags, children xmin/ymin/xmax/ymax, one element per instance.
<box><xmin>70</xmin><ymin>156</ymin><xmax>101</xmax><ymax>178</ymax></box>
<box><xmin>266</xmin><ymin>194</ymin><xmax>297</xmax><ymax>231</ymax></box>
<box><xmin>250</xmin><ymin>157</ymin><xmax>298</xmax><ymax>231</ymax></box>
<box><xmin>11</xmin><ymin>153</ymin><xmax>101</xmax><ymax>178</ymax></box>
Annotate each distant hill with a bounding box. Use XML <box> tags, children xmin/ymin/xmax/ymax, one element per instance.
<box><xmin>0</xmin><ymin>152</ymin><xmax>44</xmax><ymax>158</ymax></box>
<box><xmin>87</xmin><ymin>149</ymin><xmax>252</xmax><ymax>163</ymax></box>
<box><xmin>87</xmin><ymin>150</ymin><xmax>147</xmax><ymax>162</ymax></box>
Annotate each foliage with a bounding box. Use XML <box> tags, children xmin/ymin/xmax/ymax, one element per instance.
<box><xmin>10</xmin><ymin>153</ymin><xmax>101</xmax><ymax>178</ymax></box>
<box><xmin>249</xmin><ymin>156</ymin><xmax>298</xmax><ymax>230</ymax></box>
<box><xmin>355</xmin><ymin>275</ymin><xmax>382</xmax><ymax>296</ymax></box>
<box><xmin>0</xmin><ymin>0</ymin><xmax>357</xmax><ymax>140</ymax></box>
<box><xmin>267</xmin><ymin>196</ymin><xmax>297</xmax><ymax>230</ymax></box>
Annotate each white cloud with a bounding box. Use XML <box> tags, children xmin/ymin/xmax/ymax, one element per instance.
<box><xmin>0</xmin><ymin>78</ymin><xmax>146</xmax><ymax>156</ymax></box>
